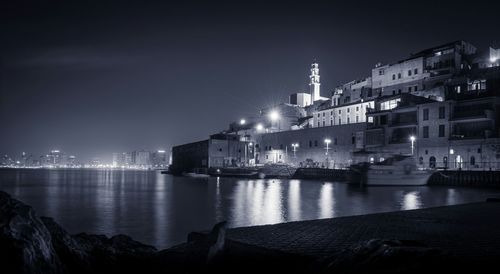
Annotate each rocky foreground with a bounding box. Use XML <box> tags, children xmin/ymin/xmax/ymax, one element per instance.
<box><xmin>0</xmin><ymin>190</ymin><xmax>493</xmax><ymax>273</ymax></box>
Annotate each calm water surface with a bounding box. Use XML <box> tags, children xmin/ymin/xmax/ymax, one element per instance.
<box><xmin>1</xmin><ymin>168</ymin><xmax>498</xmax><ymax>248</ymax></box>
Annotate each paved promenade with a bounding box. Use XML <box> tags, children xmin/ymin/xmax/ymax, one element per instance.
<box><xmin>220</xmin><ymin>200</ymin><xmax>500</xmax><ymax>260</ymax></box>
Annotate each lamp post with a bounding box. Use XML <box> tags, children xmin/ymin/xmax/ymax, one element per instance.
<box><xmin>410</xmin><ymin>135</ymin><xmax>416</xmax><ymax>156</ymax></box>
<box><xmin>324</xmin><ymin>138</ymin><xmax>331</xmax><ymax>168</ymax></box>
<box><xmin>291</xmin><ymin>143</ymin><xmax>299</xmax><ymax>158</ymax></box>
<box><xmin>255</xmin><ymin>123</ymin><xmax>264</xmax><ymax>132</ymax></box>
<box><xmin>269</xmin><ymin>110</ymin><xmax>280</xmax><ymax>132</ymax></box>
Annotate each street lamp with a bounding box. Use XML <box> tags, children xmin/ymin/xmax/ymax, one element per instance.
<box><xmin>324</xmin><ymin>139</ymin><xmax>331</xmax><ymax>155</ymax></box>
<box><xmin>291</xmin><ymin>143</ymin><xmax>299</xmax><ymax>158</ymax></box>
<box><xmin>240</xmin><ymin>119</ymin><xmax>246</xmax><ymax>125</ymax></box>
<box><xmin>324</xmin><ymin>139</ymin><xmax>331</xmax><ymax>169</ymax></box>
<box><xmin>268</xmin><ymin>110</ymin><xmax>281</xmax><ymax>131</ymax></box>
<box><xmin>269</xmin><ymin>110</ymin><xmax>280</xmax><ymax>121</ymax></box>
<box><xmin>255</xmin><ymin>123</ymin><xmax>264</xmax><ymax>132</ymax></box>
<box><xmin>409</xmin><ymin>135</ymin><xmax>416</xmax><ymax>155</ymax></box>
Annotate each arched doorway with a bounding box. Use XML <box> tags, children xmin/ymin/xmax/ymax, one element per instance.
<box><xmin>429</xmin><ymin>156</ymin><xmax>436</xmax><ymax>169</ymax></box>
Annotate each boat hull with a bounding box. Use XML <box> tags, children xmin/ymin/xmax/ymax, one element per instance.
<box><xmin>365</xmin><ymin>170</ymin><xmax>433</xmax><ymax>186</ymax></box>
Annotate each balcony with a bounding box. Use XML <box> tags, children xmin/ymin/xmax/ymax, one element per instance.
<box><xmin>389</xmin><ymin>121</ymin><xmax>417</xmax><ymax>128</ymax></box>
<box><xmin>451</xmin><ymin>108</ymin><xmax>494</xmax><ymax>122</ymax></box>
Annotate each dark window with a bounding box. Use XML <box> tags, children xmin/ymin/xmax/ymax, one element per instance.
<box><xmin>314</xmin><ymin>140</ymin><xmax>318</xmax><ymax>147</ymax></box>
<box><xmin>478</xmin><ymin>148</ymin><xmax>482</xmax><ymax>153</ymax></box>
<box><xmin>309</xmin><ymin>140</ymin><xmax>312</xmax><ymax>148</ymax></box>
<box><xmin>438</xmin><ymin>106</ymin><xmax>445</xmax><ymax>119</ymax></box>
<box><xmin>419</xmin><ymin>157</ymin><xmax>423</xmax><ymax>165</ymax></box>
<box><xmin>280</xmin><ymin>144</ymin><xmax>283</xmax><ymax>149</ymax></box>
<box><xmin>322</xmin><ymin>121</ymin><xmax>325</xmax><ymax>126</ymax></box>
<box><xmin>334</xmin><ymin>138</ymin><xmax>338</xmax><ymax>145</ymax></box>
<box><xmin>439</xmin><ymin>125</ymin><xmax>445</xmax><ymax>137</ymax></box>
<box><xmin>317</xmin><ymin>122</ymin><xmax>320</xmax><ymax>127</ymax></box>
<box><xmin>423</xmin><ymin>108</ymin><xmax>429</xmax><ymax>120</ymax></box>
<box><xmin>392</xmin><ymin>74</ymin><xmax>396</xmax><ymax>80</ymax></box>
<box><xmin>414</xmin><ymin>68</ymin><xmax>418</xmax><ymax>74</ymax></box>
<box><xmin>470</xmin><ymin>156</ymin><xmax>476</xmax><ymax>166</ymax></box>
<box><xmin>219</xmin><ymin>148</ymin><xmax>222</xmax><ymax>152</ymax></box>
<box><xmin>398</xmin><ymin>73</ymin><xmax>401</xmax><ymax>79</ymax></box>
<box><xmin>443</xmin><ymin>156</ymin><xmax>448</xmax><ymax>167</ymax></box>
<box><xmin>338</xmin><ymin>118</ymin><xmax>341</xmax><ymax>125</ymax></box>
<box><xmin>408</xmin><ymin>70</ymin><xmax>412</xmax><ymax>76</ymax></box>
<box><xmin>398</xmin><ymin>89</ymin><xmax>402</xmax><ymax>94</ymax></box>
<box><xmin>423</xmin><ymin>126</ymin><xmax>429</xmax><ymax>138</ymax></box>
<box><xmin>392</xmin><ymin>90</ymin><xmax>396</xmax><ymax>95</ymax></box>
<box><xmin>380</xmin><ymin>115</ymin><xmax>387</xmax><ymax>125</ymax></box>
<box><xmin>352</xmin><ymin>135</ymin><xmax>355</xmax><ymax>144</ymax></box>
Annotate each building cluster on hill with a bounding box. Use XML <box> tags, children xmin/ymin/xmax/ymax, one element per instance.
<box><xmin>170</xmin><ymin>41</ymin><xmax>500</xmax><ymax>174</ymax></box>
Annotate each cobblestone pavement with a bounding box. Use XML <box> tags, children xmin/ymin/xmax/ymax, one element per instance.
<box><xmin>222</xmin><ymin>201</ymin><xmax>500</xmax><ymax>259</ymax></box>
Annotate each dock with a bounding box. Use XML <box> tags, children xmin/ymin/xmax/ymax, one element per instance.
<box><xmin>193</xmin><ymin>199</ymin><xmax>500</xmax><ymax>271</ymax></box>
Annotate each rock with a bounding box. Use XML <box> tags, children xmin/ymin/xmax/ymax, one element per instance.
<box><xmin>1</xmin><ymin>191</ymin><xmax>160</xmax><ymax>274</ymax></box>
<box><xmin>318</xmin><ymin>239</ymin><xmax>444</xmax><ymax>274</ymax></box>
<box><xmin>0</xmin><ymin>191</ymin><xmax>63</xmax><ymax>274</ymax></box>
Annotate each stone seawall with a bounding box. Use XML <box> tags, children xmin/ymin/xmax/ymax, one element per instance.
<box><xmin>427</xmin><ymin>170</ymin><xmax>500</xmax><ymax>187</ymax></box>
<box><xmin>293</xmin><ymin>167</ymin><xmax>500</xmax><ymax>187</ymax></box>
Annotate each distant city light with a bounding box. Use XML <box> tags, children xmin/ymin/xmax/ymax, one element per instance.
<box><xmin>269</xmin><ymin>110</ymin><xmax>280</xmax><ymax>121</ymax></box>
<box><xmin>409</xmin><ymin>135</ymin><xmax>416</xmax><ymax>142</ymax></box>
<box><xmin>240</xmin><ymin>119</ymin><xmax>246</xmax><ymax>125</ymax></box>
<box><xmin>324</xmin><ymin>138</ymin><xmax>331</xmax><ymax>144</ymax></box>
<box><xmin>158</xmin><ymin>150</ymin><xmax>165</xmax><ymax>153</ymax></box>
<box><xmin>450</xmin><ymin>149</ymin><xmax>454</xmax><ymax>155</ymax></box>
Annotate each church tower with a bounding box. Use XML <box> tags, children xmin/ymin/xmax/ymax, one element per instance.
<box><xmin>309</xmin><ymin>63</ymin><xmax>321</xmax><ymax>102</ymax></box>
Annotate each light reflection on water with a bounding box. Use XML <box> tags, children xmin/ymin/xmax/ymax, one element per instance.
<box><xmin>0</xmin><ymin>169</ymin><xmax>498</xmax><ymax>249</ymax></box>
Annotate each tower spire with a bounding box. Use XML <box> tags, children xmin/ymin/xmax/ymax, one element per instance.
<box><xmin>309</xmin><ymin>62</ymin><xmax>320</xmax><ymax>102</ymax></box>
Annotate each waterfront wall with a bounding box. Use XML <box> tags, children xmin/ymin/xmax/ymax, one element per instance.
<box><xmin>256</xmin><ymin>123</ymin><xmax>366</xmax><ymax>168</ymax></box>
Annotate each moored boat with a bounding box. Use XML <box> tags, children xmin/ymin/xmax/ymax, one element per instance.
<box><xmin>352</xmin><ymin>155</ymin><xmax>434</xmax><ymax>186</ymax></box>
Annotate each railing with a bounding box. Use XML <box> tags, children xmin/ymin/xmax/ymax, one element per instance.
<box><xmin>417</xmin><ymin>161</ymin><xmax>500</xmax><ymax>171</ymax></box>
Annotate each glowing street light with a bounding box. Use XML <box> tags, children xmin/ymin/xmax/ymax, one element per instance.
<box><xmin>324</xmin><ymin>138</ymin><xmax>331</xmax><ymax>156</ymax></box>
<box><xmin>240</xmin><ymin>119</ymin><xmax>246</xmax><ymax>125</ymax></box>
<box><xmin>291</xmin><ymin>143</ymin><xmax>299</xmax><ymax>158</ymax></box>
<box><xmin>409</xmin><ymin>135</ymin><xmax>416</xmax><ymax>155</ymax></box>
<box><xmin>269</xmin><ymin>110</ymin><xmax>280</xmax><ymax>121</ymax></box>
<box><xmin>255</xmin><ymin>123</ymin><xmax>264</xmax><ymax>132</ymax></box>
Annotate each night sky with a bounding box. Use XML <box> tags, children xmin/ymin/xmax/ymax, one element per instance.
<box><xmin>1</xmin><ymin>0</ymin><xmax>499</xmax><ymax>162</ymax></box>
